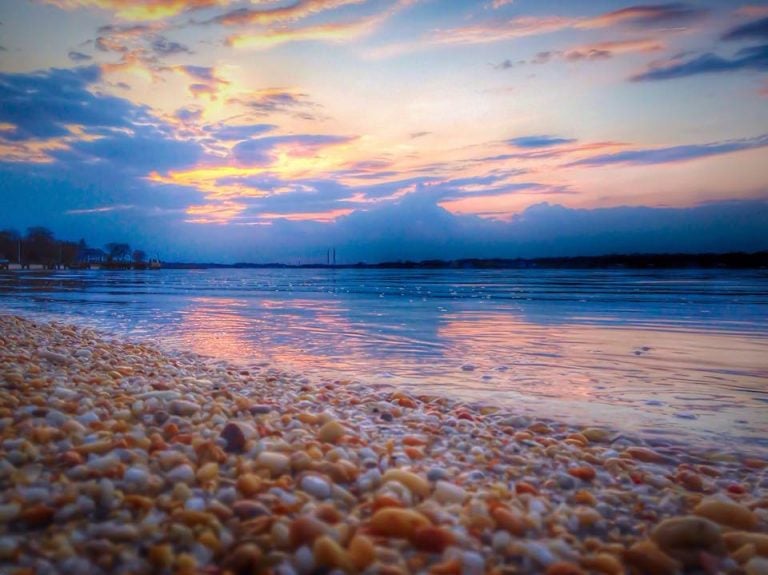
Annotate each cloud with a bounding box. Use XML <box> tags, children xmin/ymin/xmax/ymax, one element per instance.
<box><xmin>211</xmin><ymin>0</ymin><xmax>365</xmax><ymax>27</ymax></box>
<box><xmin>150</xmin><ymin>36</ymin><xmax>192</xmax><ymax>56</ymax></box>
<box><xmin>490</xmin><ymin>0</ymin><xmax>513</xmax><ymax>8</ymax></box>
<box><xmin>209</xmin><ymin>124</ymin><xmax>276</xmax><ymax>141</ymax></box>
<box><xmin>228</xmin><ymin>88</ymin><xmax>324</xmax><ymax>120</ymax></box>
<box><xmin>0</xmin><ymin>65</ymin><xmax>150</xmax><ymax>140</ymax></box>
<box><xmin>232</xmin><ymin>134</ymin><xmax>355</xmax><ymax>165</ymax></box>
<box><xmin>68</xmin><ymin>50</ymin><xmax>92</xmax><ymax>62</ymax></box>
<box><xmin>630</xmin><ymin>44</ymin><xmax>768</xmax><ymax>81</ymax></box>
<box><xmin>42</xmin><ymin>0</ymin><xmax>221</xmax><ymax>21</ymax></box>
<box><xmin>580</xmin><ymin>3</ymin><xmax>707</xmax><ymax>29</ymax></box>
<box><xmin>568</xmin><ymin>134</ymin><xmax>768</xmax><ymax>167</ymax></box>
<box><xmin>508</xmin><ymin>135</ymin><xmax>576</xmax><ymax>148</ymax></box>
<box><xmin>722</xmin><ymin>16</ymin><xmax>768</xmax><ymax>41</ymax></box>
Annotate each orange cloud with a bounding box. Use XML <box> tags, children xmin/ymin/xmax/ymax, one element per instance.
<box><xmin>227</xmin><ymin>15</ymin><xmax>382</xmax><ymax>49</ymax></box>
<box><xmin>185</xmin><ymin>200</ymin><xmax>247</xmax><ymax>224</ymax></box>
<box><xmin>561</xmin><ymin>38</ymin><xmax>665</xmax><ymax>60</ymax></box>
<box><xmin>258</xmin><ymin>208</ymin><xmax>354</xmax><ymax>222</ymax></box>
<box><xmin>214</xmin><ymin>0</ymin><xmax>365</xmax><ymax>27</ymax></box>
<box><xmin>43</xmin><ymin>0</ymin><xmax>221</xmax><ymax>21</ymax></box>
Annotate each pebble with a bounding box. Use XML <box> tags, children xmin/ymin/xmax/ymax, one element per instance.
<box><xmin>434</xmin><ymin>480</ymin><xmax>467</xmax><ymax>504</ymax></box>
<box><xmin>220</xmin><ymin>421</ymin><xmax>247</xmax><ymax>453</ymax></box>
<box><xmin>169</xmin><ymin>400</ymin><xmax>199</xmax><ymax>416</ymax></box>
<box><xmin>257</xmin><ymin>451</ymin><xmax>291</xmax><ymax>476</ymax></box>
<box><xmin>167</xmin><ymin>464</ymin><xmax>195</xmax><ymax>485</ymax></box>
<box><xmin>694</xmin><ymin>498</ymin><xmax>758</xmax><ymax>530</ymax></box>
<box><xmin>300</xmin><ymin>475</ymin><xmax>331</xmax><ymax>499</ymax></box>
<box><xmin>317</xmin><ymin>420</ymin><xmax>346</xmax><ymax>444</ymax></box>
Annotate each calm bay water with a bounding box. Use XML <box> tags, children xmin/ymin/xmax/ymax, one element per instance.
<box><xmin>1</xmin><ymin>267</ymin><xmax>767</xmax><ymax>455</ymax></box>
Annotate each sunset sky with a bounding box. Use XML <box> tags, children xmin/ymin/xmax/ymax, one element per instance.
<box><xmin>1</xmin><ymin>0</ymin><xmax>767</xmax><ymax>263</ymax></box>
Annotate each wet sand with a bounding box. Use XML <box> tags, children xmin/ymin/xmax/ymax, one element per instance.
<box><xmin>0</xmin><ymin>314</ymin><xmax>766</xmax><ymax>574</ymax></box>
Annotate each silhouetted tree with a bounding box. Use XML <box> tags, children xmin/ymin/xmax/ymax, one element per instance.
<box><xmin>0</xmin><ymin>229</ymin><xmax>20</xmax><ymax>263</ymax></box>
<box><xmin>25</xmin><ymin>227</ymin><xmax>56</xmax><ymax>265</ymax></box>
<box><xmin>105</xmin><ymin>242</ymin><xmax>131</xmax><ymax>262</ymax></box>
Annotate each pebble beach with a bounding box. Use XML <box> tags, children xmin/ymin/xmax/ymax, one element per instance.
<box><xmin>1</xmin><ymin>314</ymin><xmax>767</xmax><ymax>575</ymax></box>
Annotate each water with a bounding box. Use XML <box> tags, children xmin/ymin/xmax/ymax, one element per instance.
<box><xmin>1</xmin><ymin>267</ymin><xmax>767</xmax><ymax>456</ymax></box>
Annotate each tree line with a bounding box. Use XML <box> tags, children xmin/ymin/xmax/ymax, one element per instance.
<box><xmin>0</xmin><ymin>227</ymin><xmax>146</xmax><ymax>267</ymax></box>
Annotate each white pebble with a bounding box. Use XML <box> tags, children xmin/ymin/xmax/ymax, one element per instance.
<box><xmin>462</xmin><ymin>551</ymin><xmax>485</xmax><ymax>575</ymax></box>
<box><xmin>434</xmin><ymin>480</ymin><xmax>467</xmax><ymax>504</ymax></box>
<box><xmin>257</xmin><ymin>451</ymin><xmax>290</xmax><ymax>476</ymax></box>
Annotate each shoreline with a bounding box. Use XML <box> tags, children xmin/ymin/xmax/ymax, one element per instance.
<box><xmin>1</xmin><ymin>314</ymin><xmax>767</xmax><ymax>574</ymax></box>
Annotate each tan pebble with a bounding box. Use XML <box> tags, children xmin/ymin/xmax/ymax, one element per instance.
<box><xmin>580</xmin><ymin>553</ymin><xmax>623</xmax><ymax>575</ymax></box>
<box><xmin>314</xmin><ymin>535</ymin><xmax>354</xmax><ymax>572</ymax></box>
<box><xmin>382</xmin><ymin>469</ymin><xmax>430</xmax><ymax>498</ymax></box>
<box><xmin>694</xmin><ymin>499</ymin><xmax>758</xmax><ymax>531</ymax></box>
<box><xmin>318</xmin><ymin>420</ymin><xmax>346</xmax><ymax>444</ymax></box>
<box><xmin>174</xmin><ymin>510</ymin><xmax>213</xmax><ymax>526</ymax></box>
<box><xmin>573</xmin><ymin>489</ymin><xmax>596</xmax><ymax>506</ymax></box>
<box><xmin>369</xmin><ymin>507</ymin><xmax>431</xmax><ymax>539</ymax></box>
<box><xmin>290</xmin><ymin>516</ymin><xmax>328</xmax><ymax>549</ymax></box>
<box><xmin>175</xmin><ymin>552</ymin><xmax>197</xmax><ymax>571</ymax></box>
<box><xmin>75</xmin><ymin>439</ymin><xmax>112</xmax><ymax>455</ymax></box>
<box><xmin>196</xmin><ymin>462</ymin><xmax>219</xmax><ymax>483</ymax></box>
<box><xmin>746</xmin><ymin>557</ymin><xmax>768</xmax><ymax>575</ymax></box>
<box><xmin>545</xmin><ymin>562</ymin><xmax>586</xmax><ymax>575</ymax></box>
<box><xmin>148</xmin><ymin>544</ymin><xmax>174</xmax><ymax>568</ymax></box>
<box><xmin>528</xmin><ymin>422</ymin><xmax>551</xmax><ymax>434</ymax></box>
<box><xmin>581</xmin><ymin>427</ymin><xmax>611</xmax><ymax>442</ymax></box>
<box><xmin>491</xmin><ymin>507</ymin><xmax>526</xmax><ymax>536</ymax></box>
<box><xmin>624</xmin><ymin>540</ymin><xmax>681</xmax><ymax>575</ymax></box>
<box><xmin>236</xmin><ymin>473</ymin><xmax>262</xmax><ymax>496</ymax></box>
<box><xmin>169</xmin><ymin>399</ymin><xmax>199</xmax><ymax>417</ymax></box>
<box><xmin>724</xmin><ymin>532</ymin><xmax>768</xmax><ymax>555</ymax></box>
<box><xmin>651</xmin><ymin>516</ymin><xmax>723</xmax><ymax>565</ymax></box>
<box><xmin>348</xmin><ymin>534</ymin><xmax>376</xmax><ymax>570</ymax></box>
<box><xmin>568</xmin><ymin>465</ymin><xmax>596</xmax><ymax>481</ymax></box>
<box><xmin>625</xmin><ymin>446</ymin><xmax>669</xmax><ymax>463</ymax></box>
<box><xmin>732</xmin><ymin>543</ymin><xmax>757</xmax><ymax>564</ymax></box>
<box><xmin>256</xmin><ymin>451</ymin><xmax>290</xmax><ymax>477</ymax></box>
<box><xmin>575</xmin><ymin>507</ymin><xmax>602</xmax><ymax>528</ymax></box>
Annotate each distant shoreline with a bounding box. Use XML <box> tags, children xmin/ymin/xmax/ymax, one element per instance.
<box><xmin>2</xmin><ymin>251</ymin><xmax>766</xmax><ymax>271</ymax></box>
<box><xmin>160</xmin><ymin>251</ymin><xmax>768</xmax><ymax>270</ymax></box>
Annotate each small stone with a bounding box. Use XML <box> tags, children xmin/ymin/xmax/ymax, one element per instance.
<box><xmin>123</xmin><ymin>466</ymin><xmax>149</xmax><ymax>487</ymax></box>
<box><xmin>169</xmin><ymin>400</ymin><xmax>199</xmax><ymax>417</ymax></box>
<box><xmin>568</xmin><ymin>465</ymin><xmax>596</xmax><ymax>482</ymax></box>
<box><xmin>694</xmin><ymin>499</ymin><xmax>758</xmax><ymax>531</ymax></box>
<box><xmin>651</xmin><ymin>516</ymin><xmax>723</xmax><ymax>565</ymax></box>
<box><xmin>20</xmin><ymin>504</ymin><xmax>55</xmax><ymax>528</ymax></box>
<box><xmin>0</xmin><ymin>503</ymin><xmax>20</xmax><ymax>523</ymax></box>
<box><xmin>196</xmin><ymin>462</ymin><xmax>219</xmax><ymax>483</ymax></box>
<box><xmin>411</xmin><ymin>526</ymin><xmax>454</xmax><ymax>553</ymax></box>
<box><xmin>382</xmin><ymin>468</ymin><xmax>430</xmax><ymax>498</ymax></box>
<box><xmin>624</xmin><ymin>540</ymin><xmax>681</xmax><ymax>575</ymax></box>
<box><xmin>581</xmin><ymin>427</ymin><xmax>611</xmax><ymax>442</ymax></box>
<box><xmin>317</xmin><ymin>420</ymin><xmax>346</xmax><ymax>444</ymax></box>
<box><xmin>462</xmin><ymin>551</ymin><xmax>485</xmax><ymax>575</ymax></box>
<box><xmin>545</xmin><ymin>562</ymin><xmax>586</xmax><ymax>575</ymax></box>
<box><xmin>167</xmin><ymin>464</ymin><xmax>195</xmax><ymax>485</ymax></box>
<box><xmin>300</xmin><ymin>475</ymin><xmax>331</xmax><ymax>499</ymax></box>
<box><xmin>290</xmin><ymin>516</ymin><xmax>328</xmax><ymax>549</ymax></box>
<box><xmin>220</xmin><ymin>422</ymin><xmax>247</xmax><ymax>453</ymax></box>
<box><xmin>222</xmin><ymin>543</ymin><xmax>263</xmax><ymax>574</ymax></box>
<box><xmin>433</xmin><ymin>480</ymin><xmax>467</xmax><ymax>504</ymax></box>
<box><xmin>348</xmin><ymin>534</ymin><xmax>375</xmax><ymax>570</ymax></box>
<box><xmin>256</xmin><ymin>451</ymin><xmax>290</xmax><ymax>477</ymax></box>
<box><xmin>233</xmin><ymin>500</ymin><xmax>269</xmax><ymax>520</ymax></box>
<box><xmin>369</xmin><ymin>507</ymin><xmax>431</xmax><ymax>539</ymax></box>
<box><xmin>313</xmin><ymin>535</ymin><xmax>353</xmax><ymax>572</ymax></box>
<box><xmin>236</xmin><ymin>473</ymin><xmax>262</xmax><ymax>497</ymax></box>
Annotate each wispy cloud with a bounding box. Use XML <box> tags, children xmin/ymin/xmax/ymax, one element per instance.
<box><xmin>42</xmin><ymin>0</ymin><xmax>221</xmax><ymax>21</ymax></box>
<box><xmin>568</xmin><ymin>134</ymin><xmax>768</xmax><ymax>167</ymax></box>
<box><xmin>722</xmin><ymin>16</ymin><xmax>768</xmax><ymax>41</ymax></box>
<box><xmin>68</xmin><ymin>50</ymin><xmax>92</xmax><ymax>62</ymax></box>
<box><xmin>66</xmin><ymin>204</ymin><xmax>133</xmax><ymax>215</ymax></box>
<box><xmin>228</xmin><ymin>88</ymin><xmax>325</xmax><ymax>120</ymax></box>
<box><xmin>579</xmin><ymin>3</ymin><xmax>707</xmax><ymax>30</ymax></box>
<box><xmin>508</xmin><ymin>135</ymin><xmax>576</xmax><ymax>148</ymax></box>
<box><xmin>211</xmin><ymin>0</ymin><xmax>365</xmax><ymax>27</ymax></box>
<box><xmin>630</xmin><ymin>44</ymin><xmax>768</xmax><ymax>81</ymax></box>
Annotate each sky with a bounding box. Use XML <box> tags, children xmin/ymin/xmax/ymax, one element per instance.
<box><xmin>0</xmin><ymin>0</ymin><xmax>767</xmax><ymax>263</ymax></box>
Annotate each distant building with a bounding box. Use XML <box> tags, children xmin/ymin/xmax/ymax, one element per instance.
<box><xmin>78</xmin><ymin>248</ymin><xmax>107</xmax><ymax>264</ymax></box>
